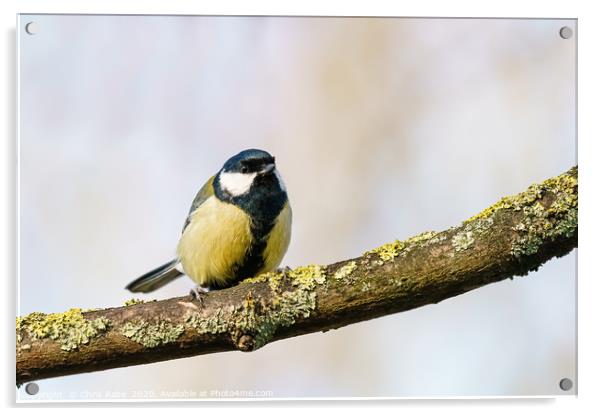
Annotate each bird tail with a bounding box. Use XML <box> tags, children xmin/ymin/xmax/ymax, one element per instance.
<box><xmin>126</xmin><ymin>259</ymin><xmax>183</xmax><ymax>293</ymax></box>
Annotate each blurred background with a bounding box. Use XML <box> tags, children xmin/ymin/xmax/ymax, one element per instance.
<box><xmin>17</xmin><ymin>15</ymin><xmax>576</xmax><ymax>399</ymax></box>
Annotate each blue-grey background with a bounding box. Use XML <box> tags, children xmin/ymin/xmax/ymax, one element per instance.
<box><xmin>17</xmin><ymin>15</ymin><xmax>576</xmax><ymax>399</ymax></box>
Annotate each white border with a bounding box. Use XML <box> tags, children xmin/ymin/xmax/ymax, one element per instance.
<box><xmin>3</xmin><ymin>1</ymin><xmax>601</xmax><ymax>414</ymax></box>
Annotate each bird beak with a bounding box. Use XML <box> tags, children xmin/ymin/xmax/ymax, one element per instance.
<box><xmin>260</xmin><ymin>163</ymin><xmax>275</xmax><ymax>175</ymax></box>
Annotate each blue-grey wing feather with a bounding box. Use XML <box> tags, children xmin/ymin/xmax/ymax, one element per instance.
<box><xmin>182</xmin><ymin>175</ymin><xmax>216</xmax><ymax>233</ymax></box>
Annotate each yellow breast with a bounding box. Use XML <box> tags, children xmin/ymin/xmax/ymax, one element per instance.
<box><xmin>261</xmin><ymin>201</ymin><xmax>292</xmax><ymax>273</ymax></box>
<box><xmin>177</xmin><ymin>196</ymin><xmax>253</xmax><ymax>288</ymax></box>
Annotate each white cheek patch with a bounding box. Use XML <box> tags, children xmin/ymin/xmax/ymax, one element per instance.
<box><xmin>274</xmin><ymin>169</ymin><xmax>287</xmax><ymax>192</ymax></box>
<box><xmin>219</xmin><ymin>171</ymin><xmax>257</xmax><ymax>196</ymax></box>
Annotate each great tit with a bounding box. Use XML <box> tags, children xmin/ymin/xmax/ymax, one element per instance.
<box><xmin>126</xmin><ymin>149</ymin><xmax>291</xmax><ymax>294</ymax></box>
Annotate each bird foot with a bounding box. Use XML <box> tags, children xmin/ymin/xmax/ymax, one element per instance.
<box><xmin>189</xmin><ymin>285</ymin><xmax>210</xmax><ymax>305</ymax></box>
<box><xmin>277</xmin><ymin>266</ymin><xmax>292</xmax><ymax>278</ymax></box>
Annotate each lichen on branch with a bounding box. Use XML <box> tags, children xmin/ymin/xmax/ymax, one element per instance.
<box><xmin>185</xmin><ymin>264</ymin><xmax>326</xmax><ymax>350</ymax></box>
<box><xmin>16</xmin><ymin>308</ymin><xmax>110</xmax><ymax>352</ymax></box>
<box><xmin>16</xmin><ymin>166</ymin><xmax>577</xmax><ymax>384</ymax></box>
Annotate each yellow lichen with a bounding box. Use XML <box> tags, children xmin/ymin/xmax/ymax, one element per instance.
<box><xmin>461</xmin><ymin>167</ymin><xmax>577</xmax><ymax>257</ymax></box>
<box><xmin>242</xmin><ymin>273</ymin><xmax>272</xmax><ymax>285</ymax></box>
<box><xmin>465</xmin><ymin>196</ymin><xmax>515</xmax><ymax>223</ymax></box>
<box><xmin>365</xmin><ymin>240</ymin><xmax>404</xmax><ymax>262</ymax></box>
<box><xmin>288</xmin><ymin>264</ymin><xmax>326</xmax><ymax>290</ymax></box>
<box><xmin>465</xmin><ymin>168</ymin><xmax>577</xmax><ymax>225</ymax></box>
<box><xmin>123</xmin><ymin>298</ymin><xmax>146</xmax><ymax>306</ymax></box>
<box><xmin>333</xmin><ymin>261</ymin><xmax>358</xmax><ymax>280</ymax></box>
<box><xmin>243</xmin><ymin>265</ymin><xmax>325</xmax><ymax>293</ymax></box>
<box><xmin>364</xmin><ymin>231</ymin><xmax>439</xmax><ymax>262</ymax></box>
<box><xmin>243</xmin><ymin>270</ymin><xmax>286</xmax><ymax>292</ymax></box>
<box><xmin>16</xmin><ymin>308</ymin><xmax>110</xmax><ymax>351</ymax></box>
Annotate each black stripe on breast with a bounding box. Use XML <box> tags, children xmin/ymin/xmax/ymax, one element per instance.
<box><xmin>210</xmin><ymin>172</ymin><xmax>287</xmax><ymax>289</ymax></box>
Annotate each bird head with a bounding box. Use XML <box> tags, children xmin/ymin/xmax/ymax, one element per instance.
<box><xmin>217</xmin><ymin>149</ymin><xmax>285</xmax><ymax>197</ymax></box>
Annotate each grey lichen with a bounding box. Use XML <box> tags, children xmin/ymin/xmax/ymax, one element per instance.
<box><xmin>187</xmin><ymin>264</ymin><xmax>326</xmax><ymax>350</ymax></box>
<box><xmin>448</xmin><ymin>217</ymin><xmax>496</xmax><ymax>256</ymax></box>
<box><xmin>466</xmin><ymin>217</ymin><xmax>495</xmax><ymax>234</ymax></box>
<box><xmin>186</xmin><ymin>308</ymin><xmax>229</xmax><ymax>334</ymax></box>
<box><xmin>452</xmin><ymin>231</ymin><xmax>475</xmax><ymax>251</ymax></box>
<box><xmin>16</xmin><ymin>308</ymin><xmax>111</xmax><ymax>351</ymax></box>
<box><xmin>121</xmin><ymin>320</ymin><xmax>185</xmax><ymax>348</ymax></box>
<box><xmin>236</xmin><ymin>288</ymin><xmax>318</xmax><ymax>349</ymax></box>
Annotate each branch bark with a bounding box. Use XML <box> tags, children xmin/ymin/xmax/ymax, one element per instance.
<box><xmin>16</xmin><ymin>166</ymin><xmax>578</xmax><ymax>384</ymax></box>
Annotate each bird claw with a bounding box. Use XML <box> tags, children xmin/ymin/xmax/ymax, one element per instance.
<box><xmin>189</xmin><ymin>285</ymin><xmax>210</xmax><ymax>305</ymax></box>
<box><xmin>277</xmin><ymin>266</ymin><xmax>292</xmax><ymax>278</ymax></box>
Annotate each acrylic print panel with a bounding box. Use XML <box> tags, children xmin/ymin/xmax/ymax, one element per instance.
<box><xmin>17</xmin><ymin>15</ymin><xmax>576</xmax><ymax>400</ymax></box>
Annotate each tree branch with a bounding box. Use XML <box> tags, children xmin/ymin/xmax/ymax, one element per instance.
<box><xmin>16</xmin><ymin>167</ymin><xmax>578</xmax><ymax>384</ymax></box>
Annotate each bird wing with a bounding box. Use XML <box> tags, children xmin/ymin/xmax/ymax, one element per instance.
<box><xmin>182</xmin><ymin>174</ymin><xmax>216</xmax><ymax>233</ymax></box>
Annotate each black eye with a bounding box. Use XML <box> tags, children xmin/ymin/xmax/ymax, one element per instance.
<box><xmin>241</xmin><ymin>166</ymin><xmax>249</xmax><ymax>174</ymax></box>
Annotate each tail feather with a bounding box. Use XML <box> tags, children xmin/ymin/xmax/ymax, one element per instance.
<box><xmin>126</xmin><ymin>259</ymin><xmax>183</xmax><ymax>293</ymax></box>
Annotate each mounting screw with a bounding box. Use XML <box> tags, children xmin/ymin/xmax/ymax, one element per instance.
<box><xmin>559</xmin><ymin>26</ymin><xmax>573</xmax><ymax>40</ymax></box>
<box><xmin>25</xmin><ymin>22</ymin><xmax>38</xmax><ymax>35</ymax></box>
<box><xmin>25</xmin><ymin>382</ymin><xmax>39</xmax><ymax>395</ymax></box>
<box><xmin>559</xmin><ymin>378</ymin><xmax>573</xmax><ymax>391</ymax></box>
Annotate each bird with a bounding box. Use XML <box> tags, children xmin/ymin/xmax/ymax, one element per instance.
<box><xmin>126</xmin><ymin>149</ymin><xmax>292</xmax><ymax>296</ymax></box>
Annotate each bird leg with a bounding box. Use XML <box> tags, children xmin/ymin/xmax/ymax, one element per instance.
<box><xmin>277</xmin><ymin>266</ymin><xmax>292</xmax><ymax>278</ymax></box>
